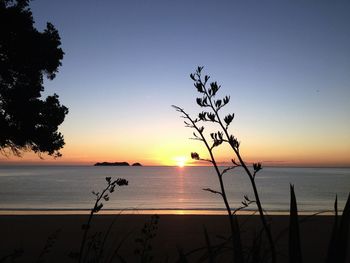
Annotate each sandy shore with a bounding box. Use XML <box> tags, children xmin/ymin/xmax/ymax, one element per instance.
<box><xmin>0</xmin><ymin>214</ymin><xmax>347</xmax><ymax>262</ymax></box>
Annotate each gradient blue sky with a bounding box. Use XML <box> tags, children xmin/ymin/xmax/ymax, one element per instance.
<box><xmin>3</xmin><ymin>0</ymin><xmax>350</xmax><ymax>166</ymax></box>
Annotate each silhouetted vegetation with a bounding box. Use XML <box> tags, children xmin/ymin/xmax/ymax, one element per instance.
<box><xmin>134</xmin><ymin>214</ymin><xmax>159</xmax><ymax>263</ymax></box>
<box><xmin>36</xmin><ymin>229</ymin><xmax>61</xmax><ymax>263</ymax></box>
<box><xmin>0</xmin><ymin>249</ymin><xmax>23</xmax><ymax>263</ymax></box>
<box><xmin>173</xmin><ymin>67</ymin><xmax>274</xmax><ymax>262</ymax></box>
<box><xmin>77</xmin><ymin>177</ymin><xmax>128</xmax><ymax>263</ymax></box>
<box><xmin>0</xmin><ymin>0</ymin><xmax>68</xmax><ymax>157</ymax></box>
<box><xmin>326</xmin><ymin>194</ymin><xmax>350</xmax><ymax>263</ymax></box>
<box><xmin>173</xmin><ymin>67</ymin><xmax>350</xmax><ymax>262</ymax></box>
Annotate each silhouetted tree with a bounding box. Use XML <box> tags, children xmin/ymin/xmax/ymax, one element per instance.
<box><xmin>0</xmin><ymin>0</ymin><xmax>68</xmax><ymax>157</ymax></box>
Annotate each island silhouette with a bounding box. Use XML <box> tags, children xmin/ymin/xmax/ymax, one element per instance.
<box><xmin>94</xmin><ymin>162</ymin><xmax>142</xmax><ymax>166</ymax></box>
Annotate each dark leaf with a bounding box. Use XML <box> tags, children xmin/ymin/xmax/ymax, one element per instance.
<box><xmin>289</xmin><ymin>184</ymin><xmax>303</xmax><ymax>263</ymax></box>
<box><xmin>215</xmin><ymin>99</ymin><xmax>222</xmax><ymax>108</ymax></box>
<box><xmin>198</xmin><ymin>111</ymin><xmax>207</xmax><ymax>121</ymax></box>
<box><xmin>223</xmin><ymin>95</ymin><xmax>230</xmax><ymax>105</ymax></box>
<box><xmin>208</xmin><ymin>113</ymin><xmax>215</xmax><ymax>122</ymax></box>
<box><xmin>195</xmin><ymin>82</ymin><xmax>203</xmax><ymax>93</ymax></box>
<box><xmin>224</xmin><ymin>114</ymin><xmax>234</xmax><ymax>126</ymax></box>
<box><xmin>191</xmin><ymin>152</ymin><xmax>200</xmax><ymax>160</ymax></box>
<box><xmin>335</xmin><ymin>192</ymin><xmax>350</xmax><ymax>262</ymax></box>
<box><xmin>94</xmin><ymin>203</ymin><xmax>103</xmax><ymax>213</ymax></box>
<box><xmin>213</xmin><ymin>139</ymin><xmax>223</xmax><ymax>147</ymax></box>
<box><xmin>203</xmin><ymin>97</ymin><xmax>208</xmax><ymax>106</ymax></box>
<box><xmin>210</xmin><ymin>82</ymin><xmax>220</xmax><ymax>96</ymax></box>
<box><xmin>229</xmin><ymin>135</ymin><xmax>239</xmax><ymax>149</ymax></box>
<box><xmin>326</xmin><ymin>195</ymin><xmax>338</xmax><ymax>263</ymax></box>
<box><xmin>253</xmin><ymin>163</ymin><xmax>262</xmax><ymax>172</ymax></box>
<box><xmin>217</xmin><ymin>132</ymin><xmax>223</xmax><ymax>140</ymax></box>
<box><xmin>116</xmin><ymin>178</ymin><xmax>128</xmax><ymax>186</ymax></box>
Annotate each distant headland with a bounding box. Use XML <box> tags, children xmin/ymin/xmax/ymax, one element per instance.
<box><xmin>94</xmin><ymin>162</ymin><xmax>142</xmax><ymax>167</ymax></box>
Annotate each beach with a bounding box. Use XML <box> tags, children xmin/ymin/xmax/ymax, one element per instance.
<box><xmin>0</xmin><ymin>213</ymin><xmax>345</xmax><ymax>262</ymax></box>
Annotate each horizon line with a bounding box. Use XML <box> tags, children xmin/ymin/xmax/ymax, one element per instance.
<box><xmin>0</xmin><ymin>163</ymin><xmax>350</xmax><ymax>169</ymax></box>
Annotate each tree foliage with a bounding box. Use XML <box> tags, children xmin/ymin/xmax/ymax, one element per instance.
<box><xmin>0</xmin><ymin>0</ymin><xmax>68</xmax><ymax>157</ymax></box>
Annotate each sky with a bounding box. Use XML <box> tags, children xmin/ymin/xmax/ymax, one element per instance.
<box><xmin>2</xmin><ymin>0</ymin><xmax>350</xmax><ymax>166</ymax></box>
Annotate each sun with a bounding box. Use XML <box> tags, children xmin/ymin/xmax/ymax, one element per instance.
<box><xmin>175</xmin><ymin>156</ymin><xmax>187</xmax><ymax>168</ymax></box>
<box><xmin>177</xmin><ymin>160</ymin><xmax>185</xmax><ymax>168</ymax></box>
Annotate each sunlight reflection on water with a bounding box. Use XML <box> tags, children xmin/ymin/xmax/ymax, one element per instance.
<box><xmin>0</xmin><ymin>166</ymin><xmax>349</xmax><ymax>213</ymax></box>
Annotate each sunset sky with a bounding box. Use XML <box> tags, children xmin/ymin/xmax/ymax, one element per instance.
<box><xmin>2</xmin><ymin>0</ymin><xmax>350</xmax><ymax>166</ymax></box>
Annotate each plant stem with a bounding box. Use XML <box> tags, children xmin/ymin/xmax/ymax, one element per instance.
<box><xmin>177</xmin><ymin>107</ymin><xmax>243</xmax><ymax>263</ymax></box>
<box><xmin>78</xmin><ymin>186</ymin><xmax>109</xmax><ymax>263</ymax></box>
<box><xmin>205</xmin><ymin>89</ymin><xmax>276</xmax><ymax>263</ymax></box>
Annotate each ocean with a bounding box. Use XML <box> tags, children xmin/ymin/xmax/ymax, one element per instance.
<box><xmin>0</xmin><ymin>166</ymin><xmax>349</xmax><ymax>213</ymax></box>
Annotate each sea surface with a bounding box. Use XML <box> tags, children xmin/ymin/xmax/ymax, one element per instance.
<box><xmin>0</xmin><ymin>166</ymin><xmax>349</xmax><ymax>213</ymax></box>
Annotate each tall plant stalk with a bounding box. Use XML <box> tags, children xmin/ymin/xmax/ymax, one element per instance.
<box><xmin>173</xmin><ymin>105</ymin><xmax>243</xmax><ymax>263</ymax></box>
<box><xmin>78</xmin><ymin>177</ymin><xmax>128</xmax><ymax>263</ymax></box>
<box><xmin>173</xmin><ymin>66</ymin><xmax>276</xmax><ymax>263</ymax></box>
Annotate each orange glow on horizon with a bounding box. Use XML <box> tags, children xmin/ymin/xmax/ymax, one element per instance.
<box><xmin>0</xmin><ymin>134</ymin><xmax>349</xmax><ymax>167</ymax></box>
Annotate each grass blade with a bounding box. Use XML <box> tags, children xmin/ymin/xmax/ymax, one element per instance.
<box><xmin>326</xmin><ymin>195</ymin><xmax>338</xmax><ymax>263</ymax></box>
<box><xmin>289</xmin><ymin>184</ymin><xmax>303</xmax><ymax>263</ymax></box>
<box><xmin>203</xmin><ymin>226</ymin><xmax>215</xmax><ymax>263</ymax></box>
<box><xmin>336</xmin><ymin>192</ymin><xmax>350</xmax><ymax>262</ymax></box>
